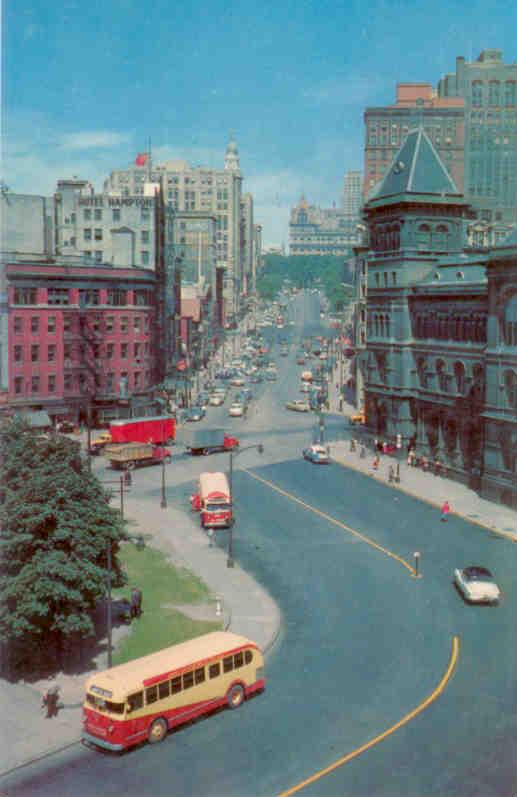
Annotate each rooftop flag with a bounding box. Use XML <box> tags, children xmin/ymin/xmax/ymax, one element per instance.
<box><xmin>135</xmin><ymin>152</ymin><xmax>149</xmax><ymax>167</ymax></box>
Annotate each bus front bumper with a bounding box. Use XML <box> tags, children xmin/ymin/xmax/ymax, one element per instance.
<box><xmin>81</xmin><ymin>730</ymin><xmax>125</xmax><ymax>752</ymax></box>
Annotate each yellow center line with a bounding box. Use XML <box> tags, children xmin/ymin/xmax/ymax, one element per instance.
<box><xmin>275</xmin><ymin>636</ymin><xmax>460</xmax><ymax>797</ymax></box>
<box><xmin>243</xmin><ymin>468</ymin><xmax>416</xmax><ymax>576</ymax></box>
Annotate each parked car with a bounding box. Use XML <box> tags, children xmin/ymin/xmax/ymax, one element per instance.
<box><xmin>454</xmin><ymin>566</ymin><xmax>501</xmax><ymax>604</ymax></box>
<box><xmin>303</xmin><ymin>444</ymin><xmax>330</xmax><ymax>464</ymax></box>
<box><xmin>184</xmin><ymin>407</ymin><xmax>205</xmax><ymax>422</ymax></box>
<box><xmin>229</xmin><ymin>402</ymin><xmax>246</xmax><ymax>417</ymax></box>
<box><xmin>286</xmin><ymin>400</ymin><xmax>310</xmax><ymax>412</ymax></box>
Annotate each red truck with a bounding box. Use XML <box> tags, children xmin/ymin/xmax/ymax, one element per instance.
<box><xmin>109</xmin><ymin>415</ymin><xmax>176</xmax><ymax>445</ymax></box>
<box><xmin>191</xmin><ymin>472</ymin><xmax>232</xmax><ymax>529</ymax></box>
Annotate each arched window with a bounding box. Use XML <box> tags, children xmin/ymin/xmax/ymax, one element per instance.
<box><xmin>416</xmin><ymin>224</ymin><xmax>431</xmax><ymax>251</ymax></box>
<box><xmin>454</xmin><ymin>362</ymin><xmax>466</xmax><ymax>394</ymax></box>
<box><xmin>505</xmin><ymin>80</ymin><xmax>516</xmax><ymax>108</ymax></box>
<box><xmin>434</xmin><ymin>224</ymin><xmax>449</xmax><ymax>251</ymax></box>
<box><xmin>472</xmin><ymin>81</ymin><xmax>483</xmax><ymax>107</ymax></box>
<box><xmin>504</xmin><ymin>295</ymin><xmax>517</xmax><ymax>345</ymax></box>
<box><xmin>504</xmin><ymin>370</ymin><xmax>517</xmax><ymax>409</ymax></box>
<box><xmin>392</xmin><ymin>224</ymin><xmax>400</xmax><ymax>251</ymax></box>
<box><xmin>436</xmin><ymin>359</ymin><xmax>448</xmax><ymax>392</ymax></box>
<box><xmin>416</xmin><ymin>357</ymin><xmax>427</xmax><ymax>388</ymax></box>
<box><xmin>488</xmin><ymin>80</ymin><xmax>501</xmax><ymax>106</ymax></box>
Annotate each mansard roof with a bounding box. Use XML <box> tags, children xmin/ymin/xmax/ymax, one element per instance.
<box><xmin>366</xmin><ymin>127</ymin><xmax>461</xmax><ymax>207</ymax></box>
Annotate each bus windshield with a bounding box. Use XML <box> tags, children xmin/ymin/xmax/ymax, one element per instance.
<box><xmin>86</xmin><ymin>692</ymin><xmax>125</xmax><ymax>715</ymax></box>
<box><xmin>206</xmin><ymin>502</ymin><xmax>230</xmax><ymax>512</ymax></box>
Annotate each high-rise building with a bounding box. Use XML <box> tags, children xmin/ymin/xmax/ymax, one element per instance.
<box><xmin>104</xmin><ymin>138</ymin><xmax>244</xmax><ymax>318</ymax></box>
<box><xmin>363</xmin><ymin>83</ymin><xmax>465</xmax><ymax>199</ymax></box>
<box><xmin>437</xmin><ymin>49</ymin><xmax>517</xmax><ymax>237</ymax></box>
<box><xmin>342</xmin><ymin>171</ymin><xmax>363</xmax><ymax>217</ymax></box>
<box><xmin>240</xmin><ymin>193</ymin><xmax>254</xmax><ymax>296</ymax></box>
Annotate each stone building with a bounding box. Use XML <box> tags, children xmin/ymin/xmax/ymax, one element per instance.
<box><xmin>354</xmin><ymin>124</ymin><xmax>517</xmax><ymax>506</ymax></box>
<box><xmin>289</xmin><ymin>195</ymin><xmax>359</xmax><ymax>255</ymax></box>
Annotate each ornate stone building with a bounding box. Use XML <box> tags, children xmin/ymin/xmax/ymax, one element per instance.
<box><xmin>356</xmin><ymin>125</ymin><xmax>517</xmax><ymax>507</ymax></box>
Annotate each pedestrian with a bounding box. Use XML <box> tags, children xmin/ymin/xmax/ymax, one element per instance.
<box><xmin>372</xmin><ymin>455</ymin><xmax>380</xmax><ymax>471</ymax></box>
<box><xmin>42</xmin><ymin>685</ymin><xmax>60</xmax><ymax>718</ymax></box>
<box><xmin>407</xmin><ymin>448</ymin><xmax>416</xmax><ymax>467</ymax></box>
<box><xmin>130</xmin><ymin>587</ymin><xmax>142</xmax><ymax>618</ymax></box>
<box><xmin>440</xmin><ymin>501</ymin><xmax>450</xmax><ymax>522</ymax></box>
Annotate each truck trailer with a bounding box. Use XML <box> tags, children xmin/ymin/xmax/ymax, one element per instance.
<box><xmin>109</xmin><ymin>416</ymin><xmax>176</xmax><ymax>445</ymax></box>
<box><xmin>105</xmin><ymin>443</ymin><xmax>172</xmax><ymax>469</ymax></box>
<box><xmin>178</xmin><ymin>428</ymin><xmax>239</xmax><ymax>456</ymax></box>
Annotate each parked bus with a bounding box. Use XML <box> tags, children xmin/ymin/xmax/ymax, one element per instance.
<box><xmin>109</xmin><ymin>415</ymin><xmax>176</xmax><ymax>445</ymax></box>
<box><xmin>82</xmin><ymin>631</ymin><xmax>265</xmax><ymax>751</ymax></box>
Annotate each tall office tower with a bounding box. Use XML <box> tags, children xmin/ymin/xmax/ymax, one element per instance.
<box><xmin>105</xmin><ymin>137</ymin><xmax>244</xmax><ymax>318</ymax></box>
<box><xmin>240</xmin><ymin>192</ymin><xmax>254</xmax><ymax>296</ymax></box>
<box><xmin>342</xmin><ymin>171</ymin><xmax>363</xmax><ymax>216</ymax></box>
<box><xmin>363</xmin><ymin>83</ymin><xmax>465</xmax><ymax>200</ymax></box>
<box><xmin>437</xmin><ymin>49</ymin><xmax>517</xmax><ymax>240</ymax></box>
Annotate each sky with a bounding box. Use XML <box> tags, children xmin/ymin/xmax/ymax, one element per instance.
<box><xmin>2</xmin><ymin>0</ymin><xmax>517</xmax><ymax>246</ymax></box>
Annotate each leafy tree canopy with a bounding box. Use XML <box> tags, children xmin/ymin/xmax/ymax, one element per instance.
<box><xmin>257</xmin><ymin>254</ymin><xmax>353</xmax><ymax>311</ymax></box>
<box><xmin>0</xmin><ymin>419</ymin><xmax>127</xmax><ymax>665</ymax></box>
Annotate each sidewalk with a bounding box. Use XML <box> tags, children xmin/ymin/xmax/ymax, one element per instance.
<box><xmin>0</xmin><ymin>481</ymin><xmax>282</xmax><ymax>778</ymax></box>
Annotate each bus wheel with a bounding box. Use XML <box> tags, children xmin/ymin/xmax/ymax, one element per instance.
<box><xmin>227</xmin><ymin>684</ymin><xmax>244</xmax><ymax>709</ymax></box>
<box><xmin>148</xmin><ymin>718</ymin><xmax>167</xmax><ymax>744</ymax></box>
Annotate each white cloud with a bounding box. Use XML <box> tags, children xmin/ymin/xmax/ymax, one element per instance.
<box><xmin>60</xmin><ymin>131</ymin><xmax>132</xmax><ymax>151</ymax></box>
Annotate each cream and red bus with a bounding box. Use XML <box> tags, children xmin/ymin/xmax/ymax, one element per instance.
<box><xmin>191</xmin><ymin>471</ymin><xmax>232</xmax><ymax>529</ymax></box>
<box><xmin>82</xmin><ymin>631</ymin><xmax>265</xmax><ymax>751</ymax></box>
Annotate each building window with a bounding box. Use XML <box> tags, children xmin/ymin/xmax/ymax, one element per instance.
<box><xmin>31</xmin><ymin>317</ymin><xmax>39</xmax><ymax>334</ymax></box>
<box><xmin>488</xmin><ymin>81</ymin><xmax>501</xmax><ymax>107</ymax></box>
<box><xmin>48</xmin><ymin>344</ymin><xmax>56</xmax><ymax>362</ymax></box>
<box><xmin>106</xmin><ymin>373</ymin><xmax>115</xmax><ymax>392</ymax></box>
<box><xmin>84</xmin><ymin>228</ymin><xmax>92</xmax><ymax>241</ymax></box>
<box><xmin>472</xmin><ymin>81</ymin><xmax>483</xmax><ymax>107</ymax></box>
<box><xmin>48</xmin><ymin>374</ymin><xmax>56</xmax><ymax>393</ymax></box>
<box><xmin>134</xmin><ymin>372</ymin><xmax>141</xmax><ymax>388</ymax></box>
<box><xmin>504</xmin><ymin>81</ymin><xmax>516</xmax><ymax>107</ymax></box>
<box><xmin>120</xmin><ymin>316</ymin><xmax>129</xmax><ymax>333</ymax></box>
<box><xmin>436</xmin><ymin>360</ymin><xmax>448</xmax><ymax>392</ymax></box>
<box><xmin>79</xmin><ymin>289</ymin><xmax>100</xmax><ymax>306</ymax></box>
<box><xmin>433</xmin><ymin>224</ymin><xmax>449</xmax><ymax>251</ymax></box>
<box><xmin>94</xmin><ymin>251</ymin><xmax>103</xmax><ymax>263</ymax></box>
<box><xmin>454</xmin><ymin>362</ymin><xmax>466</xmax><ymax>394</ymax></box>
<box><xmin>94</xmin><ymin>208</ymin><xmax>103</xmax><ymax>221</ymax></box>
<box><xmin>106</xmin><ymin>316</ymin><xmax>114</xmax><ymax>332</ymax></box>
<box><xmin>48</xmin><ymin>288</ymin><xmax>70</xmax><ymax>305</ymax></box>
<box><xmin>31</xmin><ymin>344</ymin><xmax>39</xmax><ymax>362</ymax></box>
<box><xmin>141</xmin><ymin>230</ymin><xmax>150</xmax><ymax>243</ymax></box>
<box><xmin>134</xmin><ymin>317</ymin><xmax>141</xmax><ymax>332</ymax></box>
<box><xmin>392</xmin><ymin>272</ymin><xmax>397</xmax><ymax>286</ymax></box>
<box><xmin>31</xmin><ymin>375</ymin><xmax>40</xmax><ymax>393</ymax></box>
<box><xmin>14</xmin><ymin>316</ymin><xmax>23</xmax><ymax>333</ymax></box>
<box><xmin>63</xmin><ymin>315</ymin><xmax>72</xmax><ymax>332</ymax></box>
<box><xmin>504</xmin><ymin>370</ymin><xmax>517</xmax><ymax>409</ymax></box>
<box><xmin>375</xmin><ymin>273</ymin><xmax>380</xmax><ymax>288</ymax></box>
<box><xmin>134</xmin><ymin>342</ymin><xmax>141</xmax><ymax>358</ymax></box>
<box><xmin>416</xmin><ymin>224</ymin><xmax>431</xmax><ymax>250</ymax></box>
<box><xmin>121</xmin><ymin>343</ymin><xmax>128</xmax><ymax>359</ymax></box>
<box><xmin>14</xmin><ymin>344</ymin><xmax>23</xmax><ymax>363</ymax></box>
<box><xmin>48</xmin><ymin>316</ymin><xmax>56</xmax><ymax>333</ymax></box>
<box><xmin>64</xmin><ymin>373</ymin><xmax>73</xmax><ymax>391</ymax></box>
<box><xmin>107</xmin><ymin>343</ymin><xmax>115</xmax><ymax>359</ymax></box>
<box><xmin>64</xmin><ymin>342</ymin><xmax>72</xmax><ymax>360</ymax></box>
<box><xmin>14</xmin><ymin>287</ymin><xmax>37</xmax><ymax>305</ymax></box>
<box><xmin>84</xmin><ymin>209</ymin><xmax>92</xmax><ymax>221</ymax></box>
<box><xmin>113</xmin><ymin>208</ymin><xmax>121</xmax><ymax>222</ymax></box>
<box><xmin>94</xmin><ymin>229</ymin><xmax>103</xmax><ymax>241</ymax></box>
<box><xmin>14</xmin><ymin>376</ymin><xmax>23</xmax><ymax>394</ymax></box>
<box><xmin>141</xmin><ymin>250</ymin><xmax>150</xmax><ymax>265</ymax></box>
<box><xmin>107</xmin><ymin>289</ymin><xmax>127</xmax><ymax>306</ymax></box>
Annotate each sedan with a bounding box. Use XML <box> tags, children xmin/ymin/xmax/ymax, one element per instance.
<box><xmin>229</xmin><ymin>402</ymin><xmax>246</xmax><ymax>417</ymax></box>
<box><xmin>230</xmin><ymin>376</ymin><xmax>246</xmax><ymax>387</ymax></box>
<box><xmin>286</xmin><ymin>400</ymin><xmax>310</xmax><ymax>412</ymax></box>
<box><xmin>303</xmin><ymin>444</ymin><xmax>330</xmax><ymax>464</ymax></box>
<box><xmin>209</xmin><ymin>394</ymin><xmax>225</xmax><ymax>406</ymax></box>
<box><xmin>184</xmin><ymin>407</ymin><xmax>205</xmax><ymax>422</ymax></box>
<box><xmin>454</xmin><ymin>566</ymin><xmax>501</xmax><ymax>605</ymax></box>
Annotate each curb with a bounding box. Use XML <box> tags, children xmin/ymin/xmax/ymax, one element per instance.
<box><xmin>329</xmin><ymin>449</ymin><xmax>517</xmax><ymax>542</ymax></box>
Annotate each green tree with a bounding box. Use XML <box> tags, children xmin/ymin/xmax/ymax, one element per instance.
<box><xmin>0</xmin><ymin>419</ymin><xmax>127</xmax><ymax>674</ymax></box>
<box><xmin>257</xmin><ymin>254</ymin><xmax>353</xmax><ymax>311</ymax></box>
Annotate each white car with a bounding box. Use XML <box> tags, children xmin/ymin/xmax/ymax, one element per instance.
<box><xmin>454</xmin><ymin>566</ymin><xmax>501</xmax><ymax>605</ymax></box>
<box><xmin>229</xmin><ymin>402</ymin><xmax>245</xmax><ymax>417</ymax></box>
<box><xmin>302</xmin><ymin>444</ymin><xmax>330</xmax><ymax>464</ymax></box>
<box><xmin>209</xmin><ymin>394</ymin><xmax>225</xmax><ymax>406</ymax></box>
<box><xmin>230</xmin><ymin>376</ymin><xmax>246</xmax><ymax>386</ymax></box>
<box><xmin>286</xmin><ymin>400</ymin><xmax>310</xmax><ymax>412</ymax></box>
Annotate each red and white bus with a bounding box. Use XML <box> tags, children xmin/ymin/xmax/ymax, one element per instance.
<box><xmin>82</xmin><ymin>631</ymin><xmax>265</xmax><ymax>751</ymax></box>
<box><xmin>191</xmin><ymin>471</ymin><xmax>232</xmax><ymax>529</ymax></box>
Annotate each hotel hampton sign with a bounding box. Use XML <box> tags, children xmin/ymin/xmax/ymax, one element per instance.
<box><xmin>78</xmin><ymin>196</ymin><xmax>154</xmax><ymax>207</ymax></box>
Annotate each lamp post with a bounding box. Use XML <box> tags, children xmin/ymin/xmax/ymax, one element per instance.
<box><xmin>227</xmin><ymin>443</ymin><xmax>264</xmax><ymax>568</ymax></box>
<box><xmin>106</xmin><ymin>533</ymin><xmax>145</xmax><ymax>668</ymax></box>
<box><xmin>160</xmin><ymin>457</ymin><xmax>167</xmax><ymax>508</ymax></box>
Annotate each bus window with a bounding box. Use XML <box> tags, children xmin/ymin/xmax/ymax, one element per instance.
<box><xmin>127</xmin><ymin>692</ymin><xmax>143</xmax><ymax>713</ymax></box>
<box><xmin>245</xmin><ymin>650</ymin><xmax>253</xmax><ymax>665</ymax></box>
<box><xmin>146</xmin><ymin>685</ymin><xmax>158</xmax><ymax>704</ymax></box>
<box><xmin>223</xmin><ymin>656</ymin><xmax>234</xmax><ymax>673</ymax></box>
<box><xmin>183</xmin><ymin>671</ymin><xmax>194</xmax><ymax>690</ymax></box>
<box><xmin>209</xmin><ymin>662</ymin><xmax>220</xmax><ymax>679</ymax></box>
<box><xmin>234</xmin><ymin>652</ymin><xmax>244</xmax><ymax>669</ymax></box>
<box><xmin>170</xmin><ymin>676</ymin><xmax>182</xmax><ymax>694</ymax></box>
<box><xmin>158</xmin><ymin>681</ymin><xmax>170</xmax><ymax>700</ymax></box>
<box><xmin>195</xmin><ymin>667</ymin><xmax>205</xmax><ymax>685</ymax></box>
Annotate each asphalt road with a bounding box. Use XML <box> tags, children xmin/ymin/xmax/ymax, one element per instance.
<box><xmin>6</xmin><ymin>292</ymin><xmax>517</xmax><ymax>796</ymax></box>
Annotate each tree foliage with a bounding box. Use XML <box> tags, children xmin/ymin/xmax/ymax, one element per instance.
<box><xmin>0</xmin><ymin>419</ymin><xmax>127</xmax><ymax>671</ymax></box>
<box><xmin>257</xmin><ymin>254</ymin><xmax>353</xmax><ymax>310</ymax></box>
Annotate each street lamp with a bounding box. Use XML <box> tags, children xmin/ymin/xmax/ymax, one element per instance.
<box><xmin>160</xmin><ymin>457</ymin><xmax>167</xmax><ymax>508</ymax></box>
<box><xmin>106</xmin><ymin>533</ymin><xmax>145</xmax><ymax>668</ymax></box>
<box><xmin>227</xmin><ymin>443</ymin><xmax>264</xmax><ymax>568</ymax></box>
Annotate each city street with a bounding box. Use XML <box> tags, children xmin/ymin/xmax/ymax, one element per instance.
<box><xmin>4</xmin><ymin>293</ymin><xmax>517</xmax><ymax>796</ymax></box>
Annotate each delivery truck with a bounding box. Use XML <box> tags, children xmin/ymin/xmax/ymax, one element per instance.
<box><xmin>178</xmin><ymin>428</ymin><xmax>239</xmax><ymax>456</ymax></box>
<box><xmin>109</xmin><ymin>415</ymin><xmax>176</xmax><ymax>445</ymax></box>
<box><xmin>190</xmin><ymin>472</ymin><xmax>232</xmax><ymax>529</ymax></box>
<box><xmin>104</xmin><ymin>443</ymin><xmax>172</xmax><ymax>470</ymax></box>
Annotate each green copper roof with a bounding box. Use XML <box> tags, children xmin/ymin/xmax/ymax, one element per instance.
<box><xmin>369</xmin><ymin>128</ymin><xmax>459</xmax><ymax>201</ymax></box>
